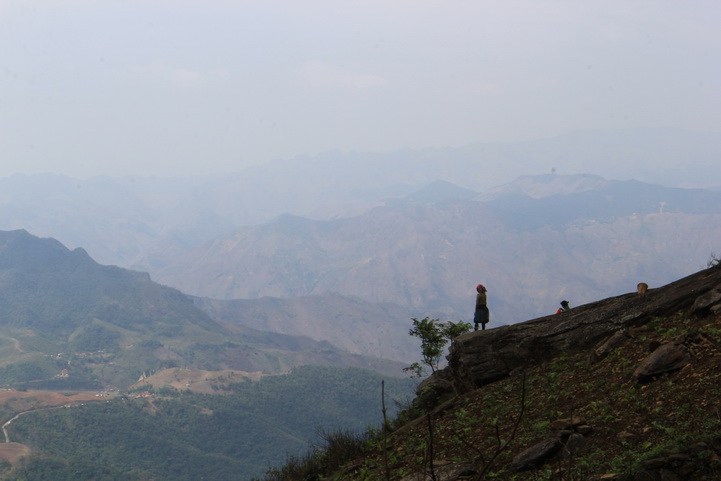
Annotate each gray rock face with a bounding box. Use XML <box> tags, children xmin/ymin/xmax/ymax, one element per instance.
<box><xmin>560</xmin><ymin>433</ymin><xmax>589</xmax><ymax>459</ymax></box>
<box><xmin>633</xmin><ymin>341</ymin><xmax>691</xmax><ymax>383</ymax></box>
<box><xmin>509</xmin><ymin>437</ymin><xmax>563</xmax><ymax>472</ymax></box>
<box><xmin>442</xmin><ymin>265</ymin><xmax>721</xmax><ymax>394</ymax></box>
<box><xmin>590</xmin><ymin>329</ymin><xmax>631</xmax><ymax>364</ymax></box>
<box><xmin>399</xmin><ymin>462</ymin><xmax>476</xmax><ymax>481</ymax></box>
<box><xmin>691</xmin><ymin>288</ymin><xmax>721</xmax><ymax>314</ymax></box>
<box><xmin>508</xmin><ymin>417</ymin><xmax>593</xmax><ymax>472</ymax></box>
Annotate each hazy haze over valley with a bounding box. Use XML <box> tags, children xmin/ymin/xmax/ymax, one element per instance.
<box><xmin>1</xmin><ymin>161</ymin><xmax>720</xmax><ymax>364</ymax></box>
<box><xmin>1</xmin><ymin>3</ymin><xmax>721</xmax><ymax>479</ymax></box>
<box><xmin>1</xmin><ymin>2</ymin><xmax>720</xmax><ymax>362</ymax></box>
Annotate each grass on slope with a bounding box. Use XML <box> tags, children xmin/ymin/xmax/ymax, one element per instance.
<box><xmin>270</xmin><ymin>310</ymin><xmax>721</xmax><ymax>480</ymax></box>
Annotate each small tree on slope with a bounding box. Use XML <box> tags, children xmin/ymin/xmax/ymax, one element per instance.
<box><xmin>404</xmin><ymin>317</ymin><xmax>471</xmax><ymax>378</ymax></box>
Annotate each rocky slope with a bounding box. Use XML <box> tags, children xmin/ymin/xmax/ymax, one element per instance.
<box><xmin>286</xmin><ymin>263</ymin><xmax>721</xmax><ymax>481</ymax></box>
<box><xmin>423</xmin><ymin>259</ymin><xmax>721</xmax><ymax>400</ymax></box>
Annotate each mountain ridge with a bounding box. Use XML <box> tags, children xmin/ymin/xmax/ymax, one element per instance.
<box><xmin>0</xmin><ymin>229</ymin><xmax>406</xmax><ymax>389</ymax></box>
<box><xmin>2</xmin><ymin>128</ymin><xmax>720</xmax><ymax>273</ymax></box>
<box><xmin>155</xmin><ymin>176</ymin><xmax>721</xmax><ymax>327</ymax></box>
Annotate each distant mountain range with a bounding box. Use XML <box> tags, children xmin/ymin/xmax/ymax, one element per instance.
<box><xmin>2</xmin><ymin>128</ymin><xmax>719</xmax><ymax>271</ymax></box>
<box><xmin>0</xmin><ymin>230</ymin><xmax>405</xmax><ymax>389</ymax></box>
<box><xmin>0</xmin><ymin>128</ymin><xmax>720</xmax><ymax>365</ymax></box>
<box><xmin>161</xmin><ymin>175</ymin><xmax>721</xmax><ymax>325</ymax></box>
<box><xmin>193</xmin><ymin>293</ymin><xmax>418</xmax><ymax>363</ymax></box>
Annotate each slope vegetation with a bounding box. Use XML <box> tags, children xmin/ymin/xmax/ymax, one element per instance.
<box><xmin>260</xmin><ymin>264</ymin><xmax>721</xmax><ymax>481</ymax></box>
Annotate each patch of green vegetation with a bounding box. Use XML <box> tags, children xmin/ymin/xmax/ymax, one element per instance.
<box><xmin>0</xmin><ymin>359</ymin><xmax>56</xmax><ymax>385</ymax></box>
<box><xmin>8</xmin><ymin>455</ymin><xmax>134</xmax><ymax>481</ymax></box>
<box><xmin>5</xmin><ymin>365</ymin><xmax>417</xmax><ymax>481</ymax></box>
<box><xmin>70</xmin><ymin>324</ymin><xmax>121</xmax><ymax>353</ymax></box>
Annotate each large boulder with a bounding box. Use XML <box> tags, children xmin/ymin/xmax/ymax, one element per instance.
<box><xmin>691</xmin><ymin>288</ymin><xmax>721</xmax><ymax>314</ymax></box>
<box><xmin>633</xmin><ymin>337</ymin><xmax>692</xmax><ymax>383</ymax></box>
<box><xmin>590</xmin><ymin>329</ymin><xmax>631</xmax><ymax>364</ymax></box>
<box><xmin>509</xmin><ymin>436</ymin><xmax>564</xmax><ymax>472</ymax></box>
<box><xmin>399</xmin><ymin>462</ymin><xmax>476</xmax><ymax>481</ymax></box>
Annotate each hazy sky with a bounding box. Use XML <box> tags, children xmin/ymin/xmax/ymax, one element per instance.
<box><xmin>1</xmin><ymin>1</ymin><xmax>720</xmax><ymax>178</ymax></box>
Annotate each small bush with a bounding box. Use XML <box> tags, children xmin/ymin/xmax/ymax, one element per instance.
<box><xmin>254</xmin><ymin>428</ymin><xmax>370</xmax><ymax>481</ymax></box>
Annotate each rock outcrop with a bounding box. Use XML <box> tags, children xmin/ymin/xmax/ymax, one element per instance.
<box><xmin>421</xmin><ymin>264</ymin><xmax>721</xmax><ymax>399</ymax></box>
<box><xmin>510</xmin><ymin>416</ymin><xmax>592</xmax><ymax>472</ymax></box>
<box><xmin>632</xmin><ymin>335</ymin><xmax>694</xmax><ymax>383</ymax></box>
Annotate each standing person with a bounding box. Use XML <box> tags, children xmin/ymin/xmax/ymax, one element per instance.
<box><xmin>556</xmin><ymin>300</ymin><xmax>570</xmax><ymax>314</ymax></box>
<box><xmin>474</xmin><ymin>284</ymin><xmax>489</xmax><ymax>331</ymax></box>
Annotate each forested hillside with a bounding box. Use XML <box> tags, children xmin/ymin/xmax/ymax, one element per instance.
<box><xmin>0</xmin><ymin>229</ymin><xmax>406</xmax><ymax>391</ymax></box>
<box><xmin>3</xmin><ymin>366</ymin><xmax>416</xmax><ymax>480</ymax></box>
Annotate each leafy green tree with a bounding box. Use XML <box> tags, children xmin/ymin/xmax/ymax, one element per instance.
<box><xmin>403</xmin><ymin>317</ymin><xmax>471</xmax><ymax>378</ymax></box>
<box><xmin>442</xmin><ymin>320</ymin><xmax>472</xmax><ymax>342</ymax></box>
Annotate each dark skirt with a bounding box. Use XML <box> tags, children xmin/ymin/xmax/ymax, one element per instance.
<box><xmin>474</xmin><ymin>306</ymin><xmax>489</xmax><ymax>325</ymax></box>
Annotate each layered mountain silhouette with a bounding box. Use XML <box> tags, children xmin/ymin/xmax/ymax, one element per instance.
<box><xmin>2</xmin><ymin>128</ymin><xmax>720</xmax><ymax>272</ymax></box>
<box><xmin>0</xmin><ymin>230</ymin><xmax>405</xmax><ymax>389</ymax></box>
<box><xmin>159</xmin><ymin>176</ymin><xmax>721</xmax><ymax>329</ymax></box>
<box><xmin>193</xmin><ymin>293</ymin><xmax>418</xmax><ymax>363</ymax></box>
<box><xmin>1</xmin><ymin>129</ymin><xmax>720</xmax><ymax>368</ymax></box>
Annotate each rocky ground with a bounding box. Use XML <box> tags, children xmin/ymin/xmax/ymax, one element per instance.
<box><xmin>336</xmin><ymin>266</ymin><xmax>721</xmax><ymax>480</ymax></box>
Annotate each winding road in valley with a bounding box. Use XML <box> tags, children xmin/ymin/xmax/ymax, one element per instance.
<box><xmin>0</xmin><ymin>390</ymin><xmax>113</xmax><ymax>464</ymax></box>
<box><xmin>2</xmin><ymin>402</ymin><xmax>87</xmax><ymax>443</ymax></box>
